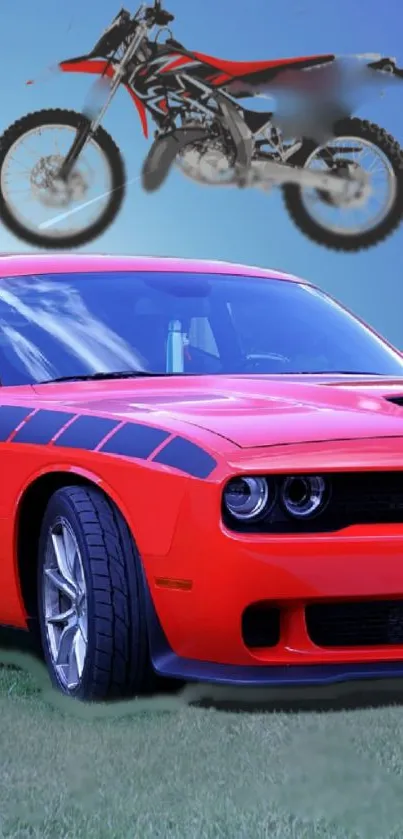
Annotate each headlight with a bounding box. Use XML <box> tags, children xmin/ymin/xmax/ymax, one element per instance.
<box><xmin>280</xmin><ymin>475</ymin><xmax>328</xmax><ymax>519</ymax></box>
<box><xmin>223</xmin><ymin>476</ymin><xmax>271</xmax><ymax>521</ymax></box>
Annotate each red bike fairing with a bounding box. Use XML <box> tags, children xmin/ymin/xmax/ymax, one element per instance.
<box><xmin>192</xmin><ymin>52</ymin><xmax>335</xmax><ymax>81</ymax></box>
<box><xmin>195</xmin><ymin>53</ymin><xmax>336</xmax><ymax>94</ymax></box>
<box><xmin>58</xmin><ymin>51</ymin><xmax>336</xmax><ymax>139</ymax></box>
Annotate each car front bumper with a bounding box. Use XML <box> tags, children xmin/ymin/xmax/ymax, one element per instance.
<box><xmin>142</xmin><ymin>439</ymin><xmax>403</xmax><ymax>686</ymax></box>
<box><xmin>144</xmin><ymin>524</ymin><xmax>403</xmax><ymax>685</ymax></box>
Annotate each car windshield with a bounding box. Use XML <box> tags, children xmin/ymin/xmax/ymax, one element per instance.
<box><xmin>0</xmin><ymin>270</ymin><xmax>402</xmax><ymax>386</ymax></box>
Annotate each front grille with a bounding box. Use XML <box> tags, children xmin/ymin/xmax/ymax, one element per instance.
<box><xmin>242</xmin><ymin>603</ymin><xmax>280</xmax><ymax>648</ymax></box>
<box><xmin>306</xmin><ymin>600</ymin><xmax>403</xmax><ymax>647</ymax></box>
<box><xmin>224</xmin><ymin>471</ymin><xmax>403</xmax><ymax>534</ymax></box>
<box><xmin>330</xmin><ymin>471</ymin><xmax>403</xmax><ymax>524</ymax></box>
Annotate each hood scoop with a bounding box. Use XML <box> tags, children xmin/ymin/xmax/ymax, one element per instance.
<box><xmin>385</xmin><ymin>396</ymin><xmax>403</xmax><ymax>407</ymax></box>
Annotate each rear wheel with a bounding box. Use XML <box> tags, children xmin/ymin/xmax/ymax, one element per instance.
<box><xmin>37</xmin><ymin>486</ymin><xmax>153</xmax><ymax>700</ymax></box>
<box><xmin>283</xmin><ymin>118</ymin><xmax>403</xmax><ymax>251</ymax></box>
<box><xmin>0</xmin><ymin>109</ymin><xmax>126</xmax><ymax>249</ymax></box>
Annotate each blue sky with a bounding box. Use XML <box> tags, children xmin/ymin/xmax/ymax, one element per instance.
<box><xmin>2</xmin><ymin>0</ymin><xmax>403</xmax><ymax>344</ymax></box>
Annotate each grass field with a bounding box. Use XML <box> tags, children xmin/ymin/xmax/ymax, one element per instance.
<box><xmin>2</xmin><ymin>647</ymin><xmax>403</xmax><ymax>839</ymax></box>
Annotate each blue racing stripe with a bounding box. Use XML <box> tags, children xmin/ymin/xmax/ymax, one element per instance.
<box><xmin>0</xmin><ymin>405</ymin><xmax>216</xmax><ymax>479</ymax></box>
<box><xmin>0</xmin><ymin>405</ymin><xmax>34</xmax><ymax>441</ymax></box>
<box><xmin>12</xmin><ymin>410</ymin><xmax>75</xmax><ymax>445</ymax></box>
<box><xmin>54</xmin><ymin>415</ymin><xmax>119</xmax><ymax>450</ymax></box>
<box><xmin>99</xmin><ymin>422</ymin><xmax>170</xmax><ymax>460</ymax></box>
<box><xmin>153</xmin><ymin>436</ymin><xmax>217</xmax><ymax>478</ymax></box>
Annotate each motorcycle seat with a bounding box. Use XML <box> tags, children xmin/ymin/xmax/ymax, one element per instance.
<box><xmin>193</xmin><ymin>52</ymin><xmax>335</xmax><ymax>80</ymax></box>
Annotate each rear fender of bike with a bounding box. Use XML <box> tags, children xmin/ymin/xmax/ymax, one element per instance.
<box><xmin>367</xmin><ymin>56</ymin><xmax>403</xmax><ymax>78</ymax></box>
<box><xmin>28</xmin><ymin>57</ymin><xmax>149</xmax><ymax>139</ymax></box>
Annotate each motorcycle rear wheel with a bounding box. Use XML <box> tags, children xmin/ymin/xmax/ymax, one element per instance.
<box><xmin>283</xmin><ymin>118</ymin><xmax>403</xmax><ymax>251</ymax></box>
<box><xmin>0</xmin><ymin>108</ymin><xmax>126</xmax><ymax>249</ymax></box>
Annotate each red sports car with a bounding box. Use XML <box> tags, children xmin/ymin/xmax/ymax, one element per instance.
<box><xmin>2</xmin><ymin>253</ymin><xmax>403</xmax><ymax>700</ymax></box>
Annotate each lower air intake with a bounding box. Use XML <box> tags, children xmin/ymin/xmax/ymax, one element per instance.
<box><xmin>242</xmin><ymin>603</ymin><xmax>280</xmax><ymax>648</ymax></box>
<box><xmin>306</xmin><ymin>599</ymin><xmax>403</xmax><ymax>647</ymax></box>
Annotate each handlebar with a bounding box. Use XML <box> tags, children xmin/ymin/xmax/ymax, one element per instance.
<box><xmin>156</xmin><ymin>8</ymin><xmax>175</xmax><ymax>25</ymax></box>
<box><xmin>146</xmin><ymin>1</ymin><xmax>175</xmax><ymax>26</ymax></box>
<box><xmin>131</xmin><ymin>2</ymin><xmax>173</xmax><ymax>26</ymax></box>
<box><xmin>91</xmin><ymin>2</ymin><xmax>176</xmax><ymax>61</ymax></box>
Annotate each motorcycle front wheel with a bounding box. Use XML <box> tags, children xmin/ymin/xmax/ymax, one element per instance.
<box><xmin>0</xmin><ymin>109</ymin><xmax>126</xmax><ymax>249</ymax></box>
<box><xmin>283</xmin><ymin>117</ymin><xmax>403</xmax><ymax>252</ymax></box>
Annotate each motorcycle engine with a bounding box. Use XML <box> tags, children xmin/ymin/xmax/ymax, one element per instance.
<box><xmin>176</xmin><ymin>136</ymin><xmax>236</xmax><ymax>185</ymax></box>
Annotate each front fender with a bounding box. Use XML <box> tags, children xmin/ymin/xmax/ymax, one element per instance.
<box><xmin>0</xmin><ymin>453</ymin><xmax>190</xmax><ymax>629</ymax></box>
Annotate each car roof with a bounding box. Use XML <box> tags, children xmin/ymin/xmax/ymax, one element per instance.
<box><xmin>0</xmin><ymin>253</ymin><xmax>307</xmax><ymax>284</ymax></box>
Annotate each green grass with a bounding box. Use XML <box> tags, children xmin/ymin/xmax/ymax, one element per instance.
<box><xmin>2</xmin><ymin>655</ymin><xmax>403</xmax><ymax>839</ymax></box>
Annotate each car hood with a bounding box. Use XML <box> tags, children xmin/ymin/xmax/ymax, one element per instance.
<box><xmin>32</xmin><ymin>374</ymin><xmax>403</xmax><ymax>450</ymax></box>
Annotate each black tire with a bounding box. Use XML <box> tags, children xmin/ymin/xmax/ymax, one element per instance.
<box><xmin>283</xmin><ymin>118</ymin><xmax>403</xmax><ymax>251</ymax></box>
<box><xmin>37</xmin><ymin>485</ymin><xmax>154</xmax><ymax>701</ymax></box>
<box><xmin>0</xmin><ymin>109</ymin><xmax>126</xmax><ymax>249</ymax></box>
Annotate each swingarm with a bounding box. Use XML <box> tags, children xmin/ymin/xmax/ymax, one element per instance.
<box><xmin>249</xmin><ymin>158</ymin><xmax>369</xmax><ymax>199</ymax></box>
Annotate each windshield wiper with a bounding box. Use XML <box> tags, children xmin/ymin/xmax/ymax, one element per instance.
<box><xmin>37</xmin><ymin>371</ymin><xmax>195</xmax><ymax>384</ymax></box>
<box><xmin>36</xmin><ymin>370</ymin><xmax>395</xmax><ymax>384</ymax></box>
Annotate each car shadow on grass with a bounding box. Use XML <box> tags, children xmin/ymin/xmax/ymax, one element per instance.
<box><xmin>182</xmin><ymin>680</ymin><xmax>403</xmax><ymax>714</ymax></box>
<box><xmin>0</xmin><ymin>626</ymin><xmax>38</xmax><ymax>657</ymax></box>
<box><xmin>2</xmin><ymin>625</ymin><xmax>403</xmax><ymax>714</ymax></box>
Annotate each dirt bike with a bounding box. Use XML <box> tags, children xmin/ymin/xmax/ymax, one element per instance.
<box><xmin>1</xmin><ymin>1</ymin><xmax>403</xmax><ymax>252</ymax></box>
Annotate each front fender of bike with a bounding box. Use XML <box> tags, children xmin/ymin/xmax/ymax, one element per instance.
<box><xmin>35</xmin><ymin>57</ymin><xmax>150</xmax><ymax>139</ymax></box>
<box><xmin>142</xmin><ymin>127</ymin><xmax>208</xmax><ymax>192</ymax></box>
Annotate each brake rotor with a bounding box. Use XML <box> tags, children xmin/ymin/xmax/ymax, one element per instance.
<box><xmin>317</xmin><ymin>159</ymin><xmax>370</xmax><ymax>208</ymax></box>
<box><xmin>30</xmin><ymin>155</ymin><xmax>88</xmax><ymax>208</ymax></box>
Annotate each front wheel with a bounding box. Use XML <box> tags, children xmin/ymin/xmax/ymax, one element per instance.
<box><xmin>37</xmin><ymin>486</ymin><xmax>153</xmax><ymax>700</ymax></box>
<box><xmin>283</xmin><ymin>118</ymin><xmax>403</xmax><ymax>251</ymax></box>
<box><xmin>0</xmin><ymin>109</ymin><xmax>126</xmax><ymax>249</ymax></box>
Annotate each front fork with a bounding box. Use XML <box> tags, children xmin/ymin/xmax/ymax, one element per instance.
<box><xmin>58</xmin><ymin>68</ymin><xmax>125</xmax><ymax>181</ymax></box>
<box><xmin>57</xmin><ymin>120</ymin><xmax>93</xmax><ymax>181</ymax></box>
<box><xmin>57</xmin><ymin>73</ymin><xmax>123</xmax><ymax>182</ymax></box>
<box><xmin>58</xmin><ymin>23</ymin><xmax>148</xmax><ymax>181</ymax></box>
